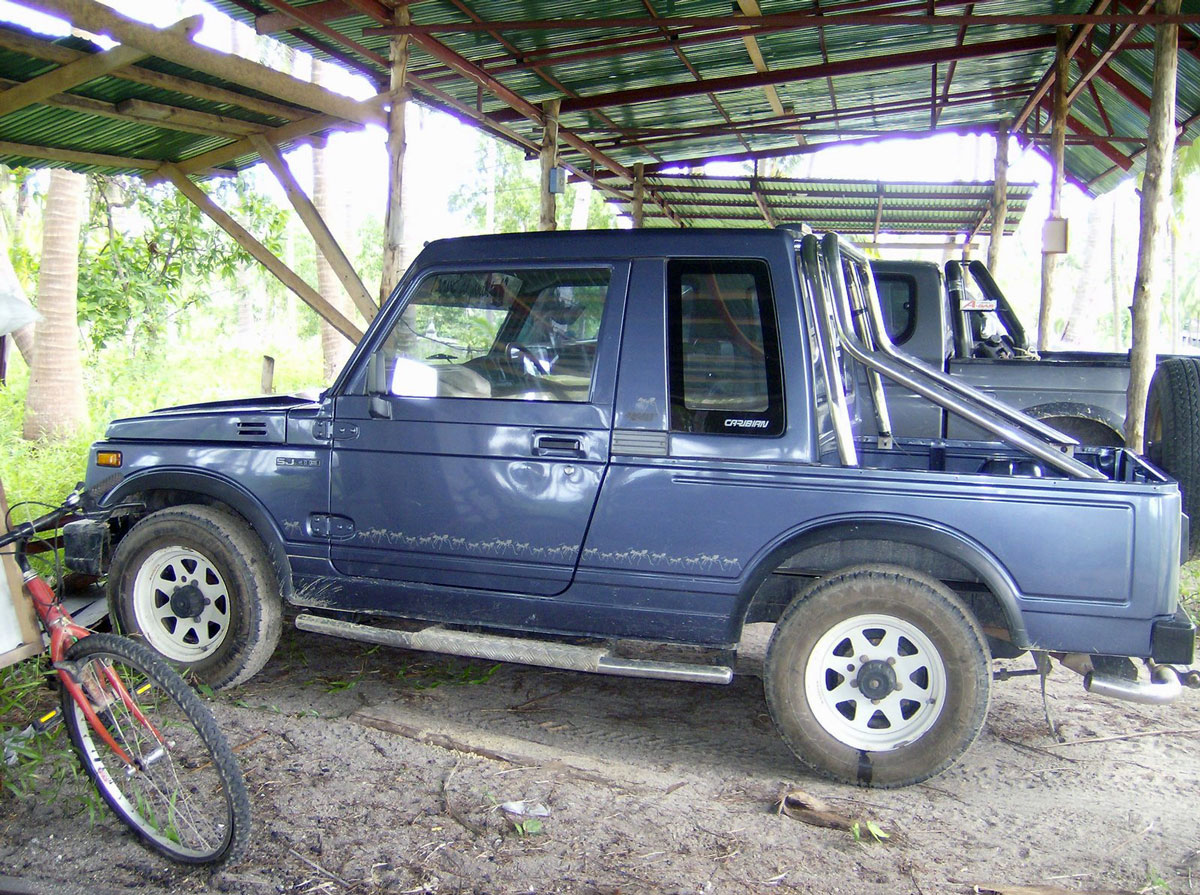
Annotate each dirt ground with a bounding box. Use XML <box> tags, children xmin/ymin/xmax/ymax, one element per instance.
<box><xmin>3</xmin><ymin>619</ymin><xmax>1200</xmax><ymax>895</ymax></box>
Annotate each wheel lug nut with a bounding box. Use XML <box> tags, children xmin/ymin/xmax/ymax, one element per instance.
<box><xmin>846</xmin><ymin>664</ymin><xmax>855</xmax><ymax>672</ymax></box>
<box><xmin>850</xmin><ymin>679</ymin><xmax>859</xmax><ymax>689</ymax></box>
<box><xmin>886</xmin><ymin>657</ymin><xmax>896</xmax><ymax>665</ymax></box>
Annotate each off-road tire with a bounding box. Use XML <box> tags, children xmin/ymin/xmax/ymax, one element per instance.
<box><xmin>765</xmin><ymin>564</ymin><xmax>991</xmax><ymax>788</ymax></box>
<box><xmin>1146</xmin><ymin>357</ymin><xmax>1200</xmax><ymax>560</ymax></box>
<box><xmin>108</xmin><ymin>504</ymin><xmax>282</xmax><ymax>689</ymax></box>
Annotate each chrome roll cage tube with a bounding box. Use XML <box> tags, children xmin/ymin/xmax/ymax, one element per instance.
<box><xmin>800</xmin><ymin>233</ymin><xmax>1106</xmax><ymax>481</ymax></box>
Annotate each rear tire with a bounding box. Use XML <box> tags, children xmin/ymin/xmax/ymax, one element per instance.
<box><xmin>765</xmin><ymin>565</ymin><xmax>991</xmax><ymax>788</ymax></box>
<box><xmin>1145</xmin><ymin>358</ymin><xmax>1200</xmax><ymax>560</ymax></box>
<box><xmin>108</xmin><ymin>504</ymin><xmax>281</xmax><ymax>689</ymax></box>
<box><xmin>61</xmin><ymin>633</ymin><xmax>251</xmax><ymax>865</ymax></box>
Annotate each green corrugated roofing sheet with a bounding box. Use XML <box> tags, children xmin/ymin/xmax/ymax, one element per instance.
<box><xmin>0</xmin><ymin>23</ymin><xmax>327</xmax><ymax>174</ymax></box>
<box><xmin>607</xmin><ymin>174</ymin><xmax>1036</xmax><ymax>233</ymax></box>
<box><xmin>205</xmin><ymin>0</ymin><xmax>1198</xmax><ymax>198</ymax></box>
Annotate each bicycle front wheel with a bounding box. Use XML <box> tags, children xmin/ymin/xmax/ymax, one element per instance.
<box><xmin>60</xmin><ymin>633</ymin><xmax>251</xmax><ymax>865</ymax></box>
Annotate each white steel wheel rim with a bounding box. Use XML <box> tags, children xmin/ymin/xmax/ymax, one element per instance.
<box><xmin>132</xmin><ymin>546</ymin><xmax>232</xmax><ymax>663</ymax></box>
<box><xmin>804</xmin><ymin>613</ymin><xmax>947</xmax><ymax>752</ymax></box>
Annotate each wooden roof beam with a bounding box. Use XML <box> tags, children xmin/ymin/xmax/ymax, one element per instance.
<box><xmin>0</xmin><ymin>16</ymin><xmax>205</xmax><ymax>120</ymax></box>
<box><xmin>28</xmin><ymin>0</ymin><xmax>385</xmax><ymax>127</ymax></box>
<box><xmin>0</xmin><ymin>25</ymin><xmax>315</xmax><ymax>121</ymax></box>
<box><xmin>0</xmin><ymin>138</ymin><xmax>157</xmax><ymax>170</ymax></box>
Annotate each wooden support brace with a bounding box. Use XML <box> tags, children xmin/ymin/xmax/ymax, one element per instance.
<box><xmin>159</xmin><ymin>164</ymin><xmax>363</xmax><ymax>343</ymax></box>
<box><xmin>250</xmin><ymin>134</ymin><xmax>377</xmax><ymax>322</ymax></box>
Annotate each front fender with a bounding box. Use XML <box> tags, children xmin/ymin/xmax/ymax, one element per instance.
<box><xmin>100</xmin><ymin>467</ymin><xmax>295</xmax><ymax>600</ymax></box>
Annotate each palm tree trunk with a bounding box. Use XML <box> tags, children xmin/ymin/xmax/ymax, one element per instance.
<box><xmin>23</xmin><ymin>169</ymin><xmax>89</xmax><ymax>440</ymax></box>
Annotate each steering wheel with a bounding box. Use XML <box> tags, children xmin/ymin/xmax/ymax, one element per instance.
<box><xmin>504</xmin><ymin>342</ymin><xmax>549</xmax><ymax>376</ymax></box>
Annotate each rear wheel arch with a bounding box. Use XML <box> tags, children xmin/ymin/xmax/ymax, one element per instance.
<box><xmin>1021</xmin><ymin>401</ymin><xmax>1124</xmax><ymax>447</ymax></box>
<box><xmin>738</xmin><ymin>519</ymin><xmax>1027</xmax><ymax>649</ymax></box>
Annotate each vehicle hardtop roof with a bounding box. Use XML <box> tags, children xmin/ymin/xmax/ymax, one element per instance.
<box><xmin>412</xmin><ymin>227</ymin><xmax>800</xmax><ymax>267</ymax></box>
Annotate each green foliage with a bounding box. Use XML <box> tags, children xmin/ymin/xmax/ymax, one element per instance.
<box><xmin>449</xmin><ymin>136</ymin><xmax>617</xmax><ymax>234</ymax></box>
<box><xmin>849</xmin><ymin>820</ymin><xmax>890</xmax><ymax>844</ymax></box>
<box><xmin>76</xmin><ymin>174</ymin><xmax>289</xmax><ymax>351</ymax></box>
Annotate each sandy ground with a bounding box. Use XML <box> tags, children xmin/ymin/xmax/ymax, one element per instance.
<box><xmin>3</xmin><ymin>619</ymin><xmax>1199</xmax><ymax>895</ymax></box>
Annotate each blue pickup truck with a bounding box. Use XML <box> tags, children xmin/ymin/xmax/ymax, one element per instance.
<box><xmin>80</xmin><ymin>229</ymin><xmax>1195</xmax><ymax>787</ymax></box>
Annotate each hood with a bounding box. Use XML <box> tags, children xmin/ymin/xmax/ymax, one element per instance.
<box><xmin>104</xmin><ymin>393</ymin><xmax>321</xmax><ymax>444</ymax></box>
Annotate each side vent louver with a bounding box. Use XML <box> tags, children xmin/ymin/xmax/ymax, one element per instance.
<box><xmin>236</xmin><ymin>419</ymin><xmax>269</xmax><ymax>438</ymax></box>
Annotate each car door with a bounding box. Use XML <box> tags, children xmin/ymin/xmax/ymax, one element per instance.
<box><xmin>327</xmin><ymin>262</ymin><xmax>627</xmax><ymax>597</ymax></box>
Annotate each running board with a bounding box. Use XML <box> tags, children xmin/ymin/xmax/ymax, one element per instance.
<box><xmin>294</xmin><ymin>614</ymin><xmax>734</xmax><ymax>685</ymax></box>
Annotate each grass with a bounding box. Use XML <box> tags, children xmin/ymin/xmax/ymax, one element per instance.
<box><xmin>1</xmin><ymin>329</ymin><xmax>323</xmax><ymax>811</ymax></box>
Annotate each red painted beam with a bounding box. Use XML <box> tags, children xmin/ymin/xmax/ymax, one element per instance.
<box><xmin>374</xmin><ymin>12</ymin><xmax>1200</xmax><ymax>33</ymax></box>
<box><xmin>491</xmin><ymin>33</ymin><xmax>1055</xmax><ymax>121</ymax></box>
<box><xmin>1066</xmin><ymin>114</ymin><xmax>1133</xmax><ymax>168</ymax></box>
<box><xmin>1073</xmin><ymin>45</ymin><xmax>1153</xmax><ymax>116</ymax></box>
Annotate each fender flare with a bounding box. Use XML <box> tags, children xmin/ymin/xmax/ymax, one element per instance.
<box><xmin>736</xmin><ymin>516</ymin><xmax>1030</xmax><ymax>647</ymax></box>
<box><xmin>104</xmin><ymin>468</ymin><xmax>295</xmax><ymax>599</ymax></box>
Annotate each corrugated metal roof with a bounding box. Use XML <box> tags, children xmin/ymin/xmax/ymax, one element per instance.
<box><xmin>205</xmin><ymin>0</ymin><xmax>1200</xmax><ymax>202</ymax></box>
<box><xmin>606</xmin><ymin>173</ymin><xmax>1036</xmax><ymax>234</ymax></box>
<box><xmin>0</xmin><ymin>22</ymin><xmax>336</xmax><ymax>175</ymax></box>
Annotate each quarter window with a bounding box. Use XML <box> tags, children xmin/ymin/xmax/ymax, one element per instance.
<box><xmin>874</xmin><ymin>273</ymin><xmax>917</xmax><ymax>346</ymax></box>
<box><xmin>667</xmin><ymin>259</ymin><xmax>784</xmax><ymax>436</ymax></box>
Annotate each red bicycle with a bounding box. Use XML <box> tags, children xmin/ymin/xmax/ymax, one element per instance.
<box><xmin>2</xmin><ymin>477</ymin><xmax>250</xmax><ymax>865</ymax></box>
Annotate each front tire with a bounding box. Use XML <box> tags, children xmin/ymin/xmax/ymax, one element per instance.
<box><xmin>765</xmin><ymin>565</ymin><xmax>991</xmax><ymax>788</ymax></box>
<box><xmin>108</xmin><ymin>504</ymin><xmax>282</xmax><ymax>690</ymax></box>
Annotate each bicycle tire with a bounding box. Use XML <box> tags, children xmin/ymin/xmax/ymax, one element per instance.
<box><xmin>60</xmin><ymin>633</ymin><xmax>251</xmax><ymax>865</ymax></box>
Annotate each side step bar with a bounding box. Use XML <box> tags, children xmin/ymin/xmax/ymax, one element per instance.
<box><xmin>295</xmin><ymin>614</ymin><xmax>734</xmax><ymax>685</ymax></box>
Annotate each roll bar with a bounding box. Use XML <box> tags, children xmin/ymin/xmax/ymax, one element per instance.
<box><xmin>800</xmin><ymin>233</ymin><xmax>1106</xmax><ymax>481</ymax></box>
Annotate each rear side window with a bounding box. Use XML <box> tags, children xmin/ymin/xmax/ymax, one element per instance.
<box><xmin>667</xmin><ymin>259</ymin><xmax>784</xmax><ymax>436</ymax></box>
<box><xmin>875</xmin><ymin>273</ymin><xmax>917</xmax><ymax>346</ymax></box>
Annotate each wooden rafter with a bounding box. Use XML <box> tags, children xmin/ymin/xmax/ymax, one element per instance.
<box><xmin>30</xmin><ymin>0</ymin><xmax>385</xmax><ymax>127</ymax></box>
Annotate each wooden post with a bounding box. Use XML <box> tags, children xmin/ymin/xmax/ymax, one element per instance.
<box><xmin>261</xmin><ymin>355</ymin><xmax>275</xmax><ymax>393</ymax></box>
<box><xmin>1037</xmin><ymin>28</ymin><xmax>1069</xmax><ymax>353</ymax></box>
<box><xmin>379</xmin><ymin>11</ymin><xmax>410</xmax><ymax>304</ymax></box>
<box><xmin>250</xmin><ymin>133</ymin><xmax>376</xmax><ymax>322</ymax></box>
<box><xmin>1125</xmin><ymin>0</ymin><xmax>1182</xmax><ymax>449</ymax></box>
<box><xmin>539</xmin><ymin>99</ymin><xmax>561</xmax><ymax>232</ymax></box>
<box><xmin>159</xmin><ymin>164</ymin><xmax>363</xmax><ymax>342</ymax></box>
<box><xmin>632</xmin><ymin>162</ymin><xmax>645</xmax><ymax>228</ymax></box>
<box><xmin>987</xmin><ymin>118</ymin><xmax>1010</xmax><ymax>273</ymax></box>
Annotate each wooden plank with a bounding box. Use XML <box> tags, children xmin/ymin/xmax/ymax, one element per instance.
<box><xmin>115</xmin><ymin>97</ymin><xmax>265</xmax><ymax>136</ymax></box>
<box><xmin>0</xmin><ymin>478</ymin><xmax>42</xmax><ymax>672</ymax></box>
<box><xmin>0</xmin><ymin>44</ymin><xmax>148</xmax><ymax>118</ymax></box>
<box><xmin>33</xmin><ymin>0</ymin><xmax>384</xmax><ymax>127</ymax></box>
<box><xmin>172</xmin><ymin>110</ymin><xmax>349</xmax><ymax>176</ymax></box>
<box><xmin>160</xmin><ymin>164</ymin><xmax>364</xmax><ymax>342</ymax></box>
<box><xmin>0</xmin><ymin>138</ymin><xmax>157</xmax><ymax>170</ymax></box>
<box><xmin>255</xmin><ymin>0</ymin><xmax>352</xmax><ymax>34</ymax></box>
<box><xmin>0</xmin><ymin>26</ymin><xmax>314</xmax><ymax>122</ymax></box>
<box><xmin>251</xmin><ymin>133</ymin><xmax>377</xmax><ymax>321</ymax></box>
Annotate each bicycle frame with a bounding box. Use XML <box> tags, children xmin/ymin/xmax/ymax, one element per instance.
<box><xmin>20</xmin><ymin>555</ymin><xmax>160</xmax><ymax>767</ymax></box>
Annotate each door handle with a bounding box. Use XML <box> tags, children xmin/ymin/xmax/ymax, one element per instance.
<box><xmin>533</xmin><ymin>434</ymin><xmax>584</xmax><ymax>458</ymax></box>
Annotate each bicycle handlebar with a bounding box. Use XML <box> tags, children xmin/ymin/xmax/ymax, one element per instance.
<box><xmin>0</xmin><ymin>472</ymin><xmax>125</xmax><ymax>552</ymax></box>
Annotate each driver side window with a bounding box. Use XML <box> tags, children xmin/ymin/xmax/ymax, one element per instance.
<box><xmin>373</xmin><ymin>267</ymin><xmax>611</xmax><ymax>402</ymax></box>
